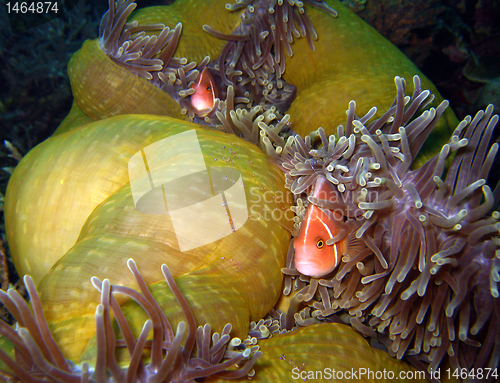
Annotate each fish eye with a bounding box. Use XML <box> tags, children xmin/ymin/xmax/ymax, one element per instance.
<box><xmin>206</xmin><ymin>85</ymin><xmax>211</xmax><ymax>91</ymax></box>
<box><xmin>316</xmin><ymin>238</ymin><xmax>324</xmax><ymax>249</ymax></box>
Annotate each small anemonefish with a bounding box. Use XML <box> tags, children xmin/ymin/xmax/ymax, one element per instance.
<box><xmin>294</xmin><ymin>176</ymin><xmax>362</xmax><ymax>278</ymax></box>
<box><xmin>190</xmin><ymin>67</ymin><xmax>218</xmax><ymax>114</ymax></box>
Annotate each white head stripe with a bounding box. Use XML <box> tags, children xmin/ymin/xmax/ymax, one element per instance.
<box><xmin>318</xmin><ymin>216</ymin><xmax>334</xmax><ymax>240</ymax></box>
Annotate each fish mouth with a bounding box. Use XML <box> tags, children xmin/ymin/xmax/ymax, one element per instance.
<box><xmin>295</xmin><ymin>260</ymin><xmax>328</xmax><ymax>279</ymax></box>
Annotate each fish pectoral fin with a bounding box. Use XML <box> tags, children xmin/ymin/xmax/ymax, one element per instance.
<box><xmin>344</xmin><ymin>229</ymin><xmax>369</xmax><ymax>262</ymax></box>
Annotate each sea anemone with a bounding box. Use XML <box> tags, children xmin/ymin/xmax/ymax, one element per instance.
<box><xmin>202</xmin><ymin>0</ymin><xmax>337</xmax><ymax>115</ymax></box>
<box><xmin>97</xmin><ymin>0</ymin><xmax>338</xmax><ymax>126</ymax></box>
<box><xmin>259</xmin><ymin>75</ymin><xmax>500</xmax><ymax>379</ymax></box>
<box><xmin>5</xmin><ymin>115</ymin><xmax>293</xmax><ymax>363</ymax></box>
<box><xmin>62</xmin><ymin>0</ymin><xmax>457</xmax><ymax>163</ymax></box>
<box><xmin>94</xmin><ymin>0</ymin><xmax>454</xmax><ymax>154</ymax></box>
<box><xmin>0</xmin><ymin>259</ymin><xmax>261</xmax><ymax>382</ymax></box>
<box><xmin>0</xmin><ymin>260</ymin><xmax>429</xmax><ymax>382</ymax></box>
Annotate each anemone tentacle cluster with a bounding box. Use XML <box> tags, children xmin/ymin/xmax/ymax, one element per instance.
<box><xmin>259</xmin><ymin>75</ymin><xmax>500</xmax><ymax>376</ymax></box>
<box><xmin>99</xmin><ymin>0</ymin><xmax>337</xmax><ymax>125</ymax></box>
<box><xmin>99</xmin><ymin>0</ymin><xmax>211</xmax><ymax>121</ymax></box>
<box><xmin>99</xmin><ymin>0</ymin><xmax>184</xmax><ymax>81</ymax></box>
<box><xmin>0</xmin><ymin>259</ymin><xmax>261</xmax><ymax>382</ymax></box>
<box><xmin>204</xmin><ymin>0</ymin><xmax>337</xmax><ymax>115</ymax></box>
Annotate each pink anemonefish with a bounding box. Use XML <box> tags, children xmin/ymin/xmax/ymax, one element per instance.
<box><xmin>190</xmin><ymin>67</ymin><xmax>218</xmax><ymax>114</ymax></box>
<box><xmin>294</xmin><ymin>176</ymin><xmax>362</xmax><ymax>278</ymax></box>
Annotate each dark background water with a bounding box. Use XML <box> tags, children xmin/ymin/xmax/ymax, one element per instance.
<box><xmin>0</xmin><ymin>0</ymin><xmax>499</xmax><ymax>289</ymax></box>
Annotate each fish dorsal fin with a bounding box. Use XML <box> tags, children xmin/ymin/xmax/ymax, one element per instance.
<box><xmin>311</xmin><ymin>176</ymin><xmax>338</xmax><ymax>202</ymax></box>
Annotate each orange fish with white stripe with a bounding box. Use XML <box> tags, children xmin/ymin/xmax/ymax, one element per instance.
<box><xmin>294</xmin><ymin>176</ymin><xmax>363</xmax><ymax>278</ymax></box>
<box><xmin>190</xmin><ymin>67</ymin><xmax>218</xmax><ymax>114</ymax></box>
